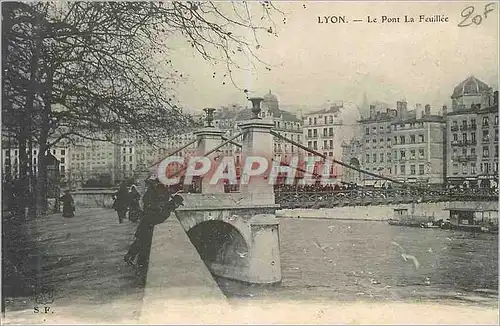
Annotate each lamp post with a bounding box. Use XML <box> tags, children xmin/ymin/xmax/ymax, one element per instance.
<box><xmin>249</xmin><ymin>97</ymin><xmax>264</xmax><ymax>119</ymax></box>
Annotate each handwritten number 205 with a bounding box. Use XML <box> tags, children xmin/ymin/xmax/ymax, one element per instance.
<box><xmin>458</xmin><ymin>3</ymin><xmax>495</xmax><ymax>27</ymax></box>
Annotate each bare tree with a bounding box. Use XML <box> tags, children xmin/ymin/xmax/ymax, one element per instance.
<box><xmin>2</xmin><ymin>1</ymin><xmax>283</xmax><ymax>216</ymax></box>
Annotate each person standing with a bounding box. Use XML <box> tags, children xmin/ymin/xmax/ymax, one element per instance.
<box><xmin>112</xmin><ymin>183</ymin><xmax>130</xmax><ymax>224</ymax></box>
<box><xmin>59</xmin><ymin>190</ymin><xmax>75</xmax><ymax>218</ymax></box>
<box><xmin>128</xmin><ymin>185</ymin><xmax>141</xmax><ymax>223</ymax></box>
<box><xmin>124</xmin><ymin>179</ymin><xmax>184</xmax><ymax>269</ymax></box>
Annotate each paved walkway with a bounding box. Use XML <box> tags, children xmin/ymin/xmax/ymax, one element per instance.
<box><xmin>3</xmin><ymin>208</ymin><xmax>144</xmax><ymax>324</ymax></box>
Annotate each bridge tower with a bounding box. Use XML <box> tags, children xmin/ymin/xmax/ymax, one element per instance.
<box><xmin>174</xmin><ymin>102</ymin><xmax>282</xmax><ymax>284</ymax></box>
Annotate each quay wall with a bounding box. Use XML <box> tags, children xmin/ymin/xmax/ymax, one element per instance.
<box><xmin>276</xmin><ymin>201</ymin><xmax>498</xmax><ymax>221</ymax></box>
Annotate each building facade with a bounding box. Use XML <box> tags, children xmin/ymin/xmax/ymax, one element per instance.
<box><xmin>343</xmin><ymin>101</ymin><xmax>446</xmax><ymax>186</ymax></box>
<box><xmin>446</xmin><ymin>76</ymin><xmax>498</xmax><ymax>188</ymax></box>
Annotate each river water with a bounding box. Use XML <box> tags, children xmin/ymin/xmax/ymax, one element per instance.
<box><xmin>216</xmin><ymin>218</ymin><xmax>498</xmax><ymax>305</ymax></box>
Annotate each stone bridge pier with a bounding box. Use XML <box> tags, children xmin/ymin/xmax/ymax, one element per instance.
<box><xmin>175</xmin><ymin>102</ymin><xmax>282</xmax><ymax>284</ymax></box>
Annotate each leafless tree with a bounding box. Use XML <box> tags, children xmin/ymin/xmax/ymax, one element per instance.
<box><xmin>2</xmin><ymin>1</ymin><xmax>283</xmax><ymax>216</ymax></box>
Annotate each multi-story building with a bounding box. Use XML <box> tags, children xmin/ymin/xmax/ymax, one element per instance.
<box><xmin>343</xmin><ymin>101</ymin><xmax>446</xmax><ymax>186</ymax></box>
<box><xmin>445</xmin><ymin>76</ymin><xmax>498</xmax><ymax>188</ymax></box>
<box><xmin>391</xmin><ymin>104</ymin><xmax>446</xmax><ymax>185</ymax></box>
<box><xmin>1</xmin><ymin>144</ymin><xmax>69</xmax><ymax>181</ymax></box>
<box><xmin>303</xmin><ymin>104</ymin><xmax>344</xmax><ymax>159</ymax></box>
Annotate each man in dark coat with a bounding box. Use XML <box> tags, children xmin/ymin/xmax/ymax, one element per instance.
<box><xmin>113</xmin><ymin>183</ymin><xmax>130</xmax><ymax>223</ymax></box>
<box><xmin>124</xmin><ymin>179</ymin><xmax>184</xmax><ymax>268</ymax></box>
<box><xmin>60</xmin><ymin>190</ymin><xmax>75</xmax><ymax>218</ymax></box>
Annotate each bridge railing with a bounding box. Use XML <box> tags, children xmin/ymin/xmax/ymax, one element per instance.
<box><xmin>274</xmin><ymin>188</ymin><xmax>498</xmax><ymax>208</ymax></box>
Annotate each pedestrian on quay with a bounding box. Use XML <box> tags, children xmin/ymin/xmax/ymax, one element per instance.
<box><xmin>60</xmin><ymin>190</ymin><xmax>75</xmax><ymax>218</ymax></box>
<box><xmin>124</xmin><ymin>179</ymin><xmax>184</xmax><ymax>269</ymax></box>
<box><xmin>112</xmin><ymin>183</ymin><xmax>130</xmax><ymax>224</ymax></box>
<box><xmin>128</xmin><ymin>185</ymin><xmax>142</xmax><ymax>223</ymax></box>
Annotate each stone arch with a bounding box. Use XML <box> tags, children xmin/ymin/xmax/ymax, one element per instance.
<box><xmin>186</xmin><ymin>220</ymin><xmax>250</xmax><ymax>268</ymax></box>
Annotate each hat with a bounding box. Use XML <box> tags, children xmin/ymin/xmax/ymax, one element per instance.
<box><xmin>171</xmin><ymin>194</ymin><xmax>184</xmax><ymax>206</ymax></box>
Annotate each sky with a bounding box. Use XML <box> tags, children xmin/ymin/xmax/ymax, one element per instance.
<box><xmin>166</xmin><ymin>1</ymin><xmax>499</xmax><ymax>115</ymax></box>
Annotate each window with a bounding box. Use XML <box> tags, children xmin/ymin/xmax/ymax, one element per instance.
<box><xmin>60</xmin><ymin>158</ymin><xmax>65</xmax><ymax>164</ymax></box>
<box><xmin>483</xmin><ymin>130</ymin><xmax>489</xmax><ymax>141</ymax></box>
<box><xmin>365</xmin><ymin>128</ymin><xmax>370</xmax><ymax>135</ymax></box>
<box><xmin>329</xmin><ymin>140</ymin><xmax>333</xmax><ymax>149</ymax></box>
<box><xmin>387</xmin><ymin>152</ymin><xmax>392</xmax><ymax>162</ymax></box>
<box><xmin>329</xmin><ymin>116</ymin><xmax>333</xmax><ymax>124</ymax></box>
<box><xmin>410</xmin><ymin>165</ymin><xmax>416</xmax><ymax>175</ymax></box>
<box><xmin>380</xmin><ymin>138</ymin><xmax>384</xmax><ymax>145</ymax></box>
<box><xmin>308</xmin><ymin>118</ymin><xmax>312</xmax><ymax>125</ymax></box>
<box><xmin>380</xmin><ymin>153</ymin><xmax>384</xmax><ymax>162</ymax></box>
<box><xmin>308</xmin><ymin>141</ymin><xmax>312</xmax><ymax>148</ymax></box>
<box><xmin>452</xmin><ymin>121</ymin><xmax>458</xmax><ymax>128</ymax></box>
<box><xmin>329</xmin><ymin>128</ymin><xmax>333</xmax><ymax>136</ymax></box>
<box><xmin>130</xmin><ymin>164</ymin><xmax>133</xmax><ymax>170</ymax></box>
<box><xmin>418</xmin><ymin>164</ymin><xmax>424</xmax><ymax>175</ymax></box>
<box><xmin>410</xmin><ymin>150</ymin><xmax>415</xmax><ymax>160</ymax></box>
<box><xmin>471</xmin><ymin>132</ymin><xmax>476</xmax><ymax>142</ymax></box>
<box><xmin>372</xmin><ymin>153</ymin><xmax>377</xmax><ymax>163</ymax></box>
<box><xmin>400</xmin><ymin>136</ymin><xmax>405</xmax><ymax>144</ymax></box>
<box><xmin>462</xmin><ymin>120</ymin><xmax>467</xmax><ymax>127</ymax></box>
<box><xmin>400</xmin><ymin>165</ymin><xmax>406</xmax><ymax>175</ymax></box>
<box><xmin>372</xmin><ymin>127</ymin><xmax>377</xmax><ymax>133</ymax></box>
<box><xmin>313</xmin><ymin>129</ymin><xmax>317</xmax><ymax>137</ymax></box>
<box><xmin>388</xmin><ymin>167</ymin><xmax>392</xmax><ymax>174</ymax></box>
<box><xmin>313</xmin><ymin>141</ymin><xmax>317</xmax><ymax>150</ymax></box>
<box><xmin>471</xmin><ymin>148</ymin><xmax>476</xmax><ymax>156</ymax></box>
<box><xmin>495</xmin><ymin>146</ymin><xmax>498</xmax><ymax>157</ymax></box>
<box><xmin>483</xmin><ymin>117</ymin><xmax>489</xmax><ymax>126</ymax></box>
<box><xmin>122</xmin><ymin>148</ymin><xmax>126</xmax><ymax>153</ymax></box>
<box><xmin>410</xmin><ymin>135</ymin><xmax>416</xmax><ymax>144</ymax></box>
<box><xmin>61</xmin><ymin>149</ymin><xmax>65</xmax><ymax>155</ymax></box>
<box><xmin>387</xmin><ymin>138</ymin><xmax>391</xmax><ymax>145</ymax></box>
<box><xmin>418</xmin><ymin>134</ymin><xmax>424</xmax><ymax>143</ymax></box>
<box><xmin>419</xmin><ymin>149</ymin><xmax>424</xmax><ymax>159</ymax></box>
<box><xmin>495</xmin><ymin>116</ymin><xmax>499</xmax><ymax>126</ymax></box>
<box><xmin>329</xmin><ymin>152</ymin><xmax>333</xmax><ymax>157</ymax></box>
<box><xmin>314</xmin><ymin>117</ymin><xmax>317</xmax><ymax>125</ymax></box>
<box><xmin>394</xmin><ymin>136</ymin><xmax>398</xmax><ymax>144</ymax></box>
<box><xmin>324</xmin><ymin>116</ymin><xmax>327</xmax><ymax>125</ymax></box>
<box><xmin>372</xmin><ymin>139</ymin><xmax>377</xmax><ymax>144</ymax></box>
<box><xmin>453</xmin><ymin>133</ymin><xmax>458</xmax><ymax>142</ymax></box>
<box><xmin>484</xmin><ymin>163</ymin><xmax>490</xmax><ymax>174</ymax></box>
<box><xmin>323</xmin><ymin>128</ymin><xmax>328</xmax><ymax>137</ymax></box>
<box><xmin>365</xmin><ymin>154</ymin><xmax>370</xmax><ymax>163</ymax></box>
<box><xmin>129</xmin><ymin>148</ymin><xmax>133</xmax><ymax>154</ymax></box>
<box><xmin>453</xmin><ymin>163</ymin><xmax>458</xmax><ymax>175</ymax></box>
<box><xmin>483</xmin><ymin>146</ymin><xmax>489</xmax><ymax>157</ymax></box>
<box><xmin>462</xmin><ymin>133</ymin><xmax>467</xmax><ymax>142</ymax></box>
<box><xmin>470</xmin><ymin>162</ymin><xmax>476</xmax><ymax>174</ymax></box>
<box><xmin>495</xmin><ymin>129</ymin><xmax>498</xmax><ymax>141</ymax></box>
<box><xmin>400</xmin><ymin>150</ymin><xmax>406</xmax><ymax>160</ymax></box>
<box><xmin>323</xmin><ymin>140</ymin><xmax>328</xmax><ymax>149</ymax></box>
<box><xmin>308</xmin><ymin>129</ymin><xmax>312</xmax><ymax>137</ymax></box>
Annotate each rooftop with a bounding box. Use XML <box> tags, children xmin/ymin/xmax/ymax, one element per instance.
<box><xmin>451</xmin><ymin>75</ymin><xmax>491</xmax><ymax>99</ymax></box>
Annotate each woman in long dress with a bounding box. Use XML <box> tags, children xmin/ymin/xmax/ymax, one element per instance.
<box><xmin>128</xmin><ymin>185</ymin><xmax>142</xmax><ymax>223</ymax></box>
<box><xmin>60</xmin><ymin>190</ymin><xmax>75</xmax><ymax>218</ymax></box>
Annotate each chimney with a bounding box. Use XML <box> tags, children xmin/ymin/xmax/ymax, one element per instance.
<box><xmin>424</xmin><ymin>104</ymin><xmax>431</xmax><ymax>116</ymax></box>
<box><xmin>442</xmin><ymin>105</ymin><xmax>448</xmax><ymax>116</ymax></box>
<box><xmin>369</xmin><ymin>105</ymin><xmax>376</xmax><ymax>118</ymax></box>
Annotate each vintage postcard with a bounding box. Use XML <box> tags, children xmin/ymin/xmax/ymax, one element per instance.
<box><xmin>1</xmin><ymin>0</ymin><xmax>499</xmax><ymax>324</ymax></box>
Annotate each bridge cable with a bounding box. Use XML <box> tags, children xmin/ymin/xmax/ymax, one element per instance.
<box><xmin>270</xmin><ymin>130</ymin><xmax>428</xmax><ymax>192</ymax></box>
<box><xmin>164</xmin><ymin>130</ymin><xmax>249</xmax><ymax>180</ymax></box>
<box><xmin>219</xmin><ymin>134</ymin><xmax>379</xmax><ymax>190</ymax></box>
<box><xmin>148</xmin><ymin>138</ymin><xmax>198</xmax><ymax>168</ymax></box>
